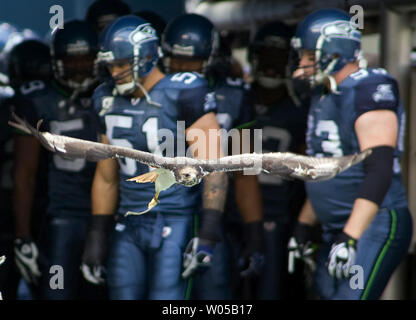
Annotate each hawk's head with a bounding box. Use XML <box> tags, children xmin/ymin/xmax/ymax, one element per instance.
<box><xmin>175</xmin><ymin>165</ymin><xmax>203</xmax><ymax>187</ymax></box>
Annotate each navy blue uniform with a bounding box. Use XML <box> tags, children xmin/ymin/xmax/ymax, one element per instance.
<box><xmin>0</xmin><ymin>86</ymin><xmax>20</xmax><ymax>300</ymax></box>
<box><xmin>306</xmin><ymin>68</ymin><xmax>412</xmax><ymax>299</ymax></box>
<box><xmin>0</xmin><ymin>86</ymin><xmax>15</xmax><ymax>234</ymax></box>
<box><xmin>14</xmin><ymin>80</ymin><xmax>99</xmax><ymax>299</ymax></box>
<box><xmin>252</xmin><ymin>93</ymin><xmax>308</xmax><ymax>299</ymax></box>
<box><xmin>16</xmin><ymin>80</ymin><xmax>97</xmax><ymax>217</ymax></box>
<box><xmin>93</xmin><ymin>72</ymin><xmax>215</xmax><ymax>216</ymax></box>
<box><xmin>214</xmin><ymin>77</ymin><xmax>254</xmax><ymax>131</ymax></box>
<box><xmin>192</xmin><ymin>77</ymin><xmax>254</xmax><ymax>300</ymax></box>
<box><xmin>93</xmin><ymin>72</ymin><xmax>215</xmax><ymax>299</ymax></box>
<box><xmin>254</xmin><ymin>96</ymin><xmax>308</xmax><ymax>218</ymax></box>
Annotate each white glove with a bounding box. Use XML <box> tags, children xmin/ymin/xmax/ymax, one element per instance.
<box><xmin>14</xmin><ymin>238</ymin><xmax>41</xmax><ymax>285</ymax></box>
<box><xmin>327</xmin><ymin>232</ymin><xmax>357</xmax><ymax>279</ymax></box>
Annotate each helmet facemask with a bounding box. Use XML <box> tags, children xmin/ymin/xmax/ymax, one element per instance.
<box><xmin>250</xmin><ymin>45</ymin><xmax>290</xmax><ymax>90</ymax></box>
<box><xmin>290</xmin><ymin>41</ymin><xmax>341</xmax><ymax>98</ymax></box>
<box><xmin>54</xmin><ymin>53</ymin><xmax>98</xmax><ymax>93</ymax></box>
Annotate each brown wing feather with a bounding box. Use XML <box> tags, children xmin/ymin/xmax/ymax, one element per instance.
<box><xmin>127</xmin><ymin>171</ymin><xmax>159</xmax><ymax>183</ymax></box>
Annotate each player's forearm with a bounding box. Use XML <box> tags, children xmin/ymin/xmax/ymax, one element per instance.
<box><xmin>199</xmin><ymin>171</ymin><xmax>228</xmax><ymax>243</ymax></box>
<box><xmin>13</xmin><ymin>135</ymin><xmax>40</xmax><ymax>238</ymax></box>
<box><xmin>234</xmin><ymin>173</ymin><xmax>262</xmax><ymax>222</ymax></box>
<box><xmin>91</xmin><ymin>162</ymin><xmax>119</xmax><ymax>216</ymax></box>
<box><xmin>91</xmin><ymin>179</ymin><xmax>118</xmax><ymax>216</ymax></box>
<box><xmin>13</xmin><ymin>177</ymin><xmax>36</xmax><ymax>238</ymax></box>
<box><xmin>202</xmin><ymin>172</ymin><xmax>228</xmax><ymax>212</ymax></box>
<box><xmin>298</xmin><ymin>198</ymin><xmax>318</xmax><ymax>226</ymax></box>
<box><xmin>343</xmin><ymin>198</ymin><xmax>379</xmax><ymax>239</ymax></box>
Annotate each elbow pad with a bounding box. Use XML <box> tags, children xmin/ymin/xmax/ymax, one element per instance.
<box><xmin>357</xmin><ymin>146</ymin><xmax>394</xmax><ymax>206</ymax></box>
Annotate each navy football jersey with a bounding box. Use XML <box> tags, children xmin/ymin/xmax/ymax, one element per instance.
<box><xmin>254</xmin><ymin>96</ymin><xmax>308</xmax><ymax>217</ymax></box>
<box><xmin>305</xmin><ymin>68</ymin><xmax>408</xmax><ymax>231</ymax></box>
<box><xmin>14</xmin><ymin>80</ymin><xmax>98</xmax><ymax>216</ymax></box>
<box><xmin>93</xmin><ymin>72</ymin><xmax>216</xmax><ymax>216</ymax></box>
<box><xmin>0</xmin><ymin>86</ymin><xmax>15</xmax><ymax>233</ymax></box>
<box><xmin>213</xmin><ymin>77</ymin><xmax>254</xmax><ymax>131</ymax></box>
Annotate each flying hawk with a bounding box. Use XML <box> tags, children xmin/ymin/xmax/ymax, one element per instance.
<box><xmin>9</xmin><ymin>114</ymin><xmax>371</xmax><ymax>215</ymax></box>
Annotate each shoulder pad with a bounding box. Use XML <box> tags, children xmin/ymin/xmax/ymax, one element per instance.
<box><xmin>353</xmin><ymin>69</ymin><xmax>399</xmax><ymax>117</ymax></box>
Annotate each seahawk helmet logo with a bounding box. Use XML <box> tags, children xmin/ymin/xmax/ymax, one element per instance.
<box><xmin>320</xmin><ymin>20</ymin><xmax>361</xmax><ymax>42</ymax></box>
<box><xmin>128</xmin><ymin>23</ymin><xmax>158</xmax><ymax>45</ymax></box>
<box><xmin>372</xmin><ymin>84</ymin><xmax>395</xmax><ymax>102</ymax></box>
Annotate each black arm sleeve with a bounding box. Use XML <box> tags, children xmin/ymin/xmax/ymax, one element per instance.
<box><xmin>357</xmin><ymin>146</ymin><xmax>394</xmax><ymax>206</ymax></box>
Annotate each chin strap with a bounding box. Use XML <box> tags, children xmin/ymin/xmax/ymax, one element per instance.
<box><xmin>135</xmin><ymin>81</ymin><xmax>162</xmax><ymax>107</ymax></box>
<box><xmin>325</xmin><ymin>75</ymin><xmax>341</xmax><ymax>94</ymax></box>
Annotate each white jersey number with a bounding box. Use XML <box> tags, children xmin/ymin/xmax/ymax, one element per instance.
<box><xmin>50</xmin><ymin>119</ymin><xmax>86</xmax><ymax>172</ymax></box>
<box><xmin>105</xmin><ymin>115</ymin><xmax>160</xmax><ymax>175</ymax></box>
<box><xmin>171</xmin><ymin>72</ymin><xmax>198</xmax><ymax>85</ymax></box>
<box><xmin>315</xmin><ymin>120</ymin><xmax>343</xmax><ymax>157</ymax></box>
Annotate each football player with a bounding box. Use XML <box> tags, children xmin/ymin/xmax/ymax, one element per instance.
<box><xmin>162</xmin><ymin>13</ymin><xmax>264</xmax><ymax>300</ymax></box>
<box><xmin>0</xmin><ymin>38</ymin><xmax>52</xmax><ymax>300</ymax></box>
<box><xmin>80</xmin><ymin>15</ymin><xmax>228</xmax><ymax>300</ymax></box>
<box><xmin>12</xmin><ymin>20</ymin><xmax>102</xmax><ymax>300</ymax></box>
<box><xmin>246</xmin><ymin>21</ymin><xmax>309</xmax><ymax>299</ymax></box>
<box><xmin>85</xmin><ymin>0</ymin><xmax>131</xmax><ymax>34</ymax></box>
<box><xmin>0</xmin><ymin>91</ymin><xmax>17</xmax><ymax>300</ymax></box>
<box><xmin>8</xmin><ymin>39</ymin><xmax>52</xmax><ymax>89</ymax></box>
<box><xmin>290</xmin><ymin>8</ymin><xmax>412</xmax><ymax>299</ymax></box>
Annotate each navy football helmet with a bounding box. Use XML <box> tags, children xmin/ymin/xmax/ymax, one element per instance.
<box><xmin>51</xmin><ymin>20</ymin><xmax>98</xmax><ymax>92</ymax></box>
<box><xmin>98</xmin><ymin>15</ymin><xmax>161</xmax><ymax>96</ymax></box>
<box><xmin>8</xmin><ymin>39</ymin><xmax>52</xmax><ymax>89</ymax></box>
<box><xmin>290</xmin><ymin>8</ymin><xmax>362</xmax><ymax>87</ymax></box>
<box><xmin>161</xmin><ymin>13</ymin><xmax>219</xmax><ymax>73</ymax></box>
<box><xmin>248</xmin><ymin>21</ymin><xmax>293</xmax><ymax>89</ymax></box>
<box><xmin>134</xmin><ymin>10</ymin><xmax>166</xmax><ymax>42</ymax></box>
<box><xmin>86</xmin><ymin>0</ymin><xmax>131</xmax><ymax>33</ymax></box>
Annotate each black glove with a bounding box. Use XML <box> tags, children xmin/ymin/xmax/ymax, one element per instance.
<box><xmin>327</xmin><ymin>231</ymin><xmax>357</xmax><ymax>279</ymax></box>
<box><xmin>288</xmin><ymin>222</ymin><xmax>317</xmax><ymax>274</ymax></box>
<box><xmin>14</xmin><ymin>237</ymin><xmax>41</xmax><ymax>285</ymax></box>
<box><xmin>81</xmin><ymin>214</ymin><xmax>113</xmax><ymax>285</ymax></box>
<box><xmin>238</xmin><ymin>221</ymin><xmax>265</xmax><ymax>278</ymax></box>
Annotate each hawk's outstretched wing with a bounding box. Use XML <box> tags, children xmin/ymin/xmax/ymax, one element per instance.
<box><xmin>9</xmin><ymin>113</ymin><xmax>371</xmax><ymax>183</ymax></box>
<box><xmin>9</xmin><ymin>113</ymin><xmax>182</xmax><ymax>168</ymax></box>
